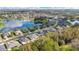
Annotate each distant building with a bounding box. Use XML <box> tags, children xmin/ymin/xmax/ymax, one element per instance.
<box><xmin>71</xmin><ymin>20</ymin><xmax>79</xmax><ymax>25</ymax></box>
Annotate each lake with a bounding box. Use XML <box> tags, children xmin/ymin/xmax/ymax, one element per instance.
<box><xmin>0</xmin><ymin>20</ymin><xmax>36</xmax><ymax>33</ymax></box>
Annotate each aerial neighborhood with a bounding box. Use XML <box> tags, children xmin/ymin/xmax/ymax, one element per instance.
<box><xmin>0</xmin><ymin>8</ymin><xmax>79</xmax><ymax>51</ymax></box>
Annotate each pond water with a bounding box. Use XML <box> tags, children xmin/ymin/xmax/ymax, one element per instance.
<box><xmin>0</xmin><ymin>20</ymin><xmax>36</xmax><ymax>33</ymax></box>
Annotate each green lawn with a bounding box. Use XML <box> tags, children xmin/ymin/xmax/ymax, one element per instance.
<box><xmin>0</xmin><ymin>23</ymin><xmax>5</xmax><ymax>28</ymax></box>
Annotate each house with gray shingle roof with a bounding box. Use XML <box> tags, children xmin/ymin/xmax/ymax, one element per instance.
<box><xmin>0</xmin><ymin>43</ymin><xmax>6</xmax><ymax>51</ymax></box>
<box><xmin>6</xmin><ymin>40</ymin><xmax>21</xmax><ymax>51</ymax></box>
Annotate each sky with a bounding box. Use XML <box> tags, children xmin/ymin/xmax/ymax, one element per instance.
<box><xmin>0</xmin><ymin>0</ymin><xmax>79</xmax><ymax>8</ymax></box>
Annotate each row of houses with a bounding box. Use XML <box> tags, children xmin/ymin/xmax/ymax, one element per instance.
<box><xmin>0</xmin><ymin>30</ymin><xmax>24</xmax><ymax>41</ymax></box>
<box><xmin>0</xmin><ymin>25</ymin><xmax>57</xmax><ymax>51</ymax></box>
<box><xmin>0</xmin><ymin>30</ymin><xmax>39</xmax><ymax>51</ymax></box>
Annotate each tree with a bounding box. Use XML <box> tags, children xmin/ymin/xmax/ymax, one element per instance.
<box><xmin>42</xmin><ymin>39</ymin><xmax>59</xmax><ymax>51</ymax></box>
<box><xmin>59</xmin><ymin>45</ymin><xmax>75</xmax><ymax>51</ymax></box>
<box><xmin>34</xmin><ymin>17</ymin><xmax>48</xmax><ymax>27</ymax></box>
<box><xmin>19</xmin><ymin>35</ymin><xmax>60</xmax><ymax>51</ymax></box>
<box><xmin>11</xmin><ymin>47</ymin><xmax>20</xmax><ymax>51</ymax></box>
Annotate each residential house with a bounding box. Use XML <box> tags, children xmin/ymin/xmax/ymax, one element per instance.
<box><xmin>18</xmin><ymin>36</ymin><xmax>30</xmax><ymax>44</ymax></box>
<box><xmin>27</xmin><ymin>34</ymin><xmax>38</xmax><ymax>42</ymax></box>
<box><xmin>14</xmin><ymin>30</ymin><xmax>24</xmax><ymax>36</ymax></box>
<box><xmin>0</xmin><ymin>43</ymin><xmax>6</xmax><ymax>51</ymax></box>
<box><xmin>1</xmin><ymin>32</ymin><xmax>11</xmax><ymax>40</ymax></box>
<box><xmin>6</xmin><ymin>40</ymin><xmax>21</xmax><ymax>50</ymax></box>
